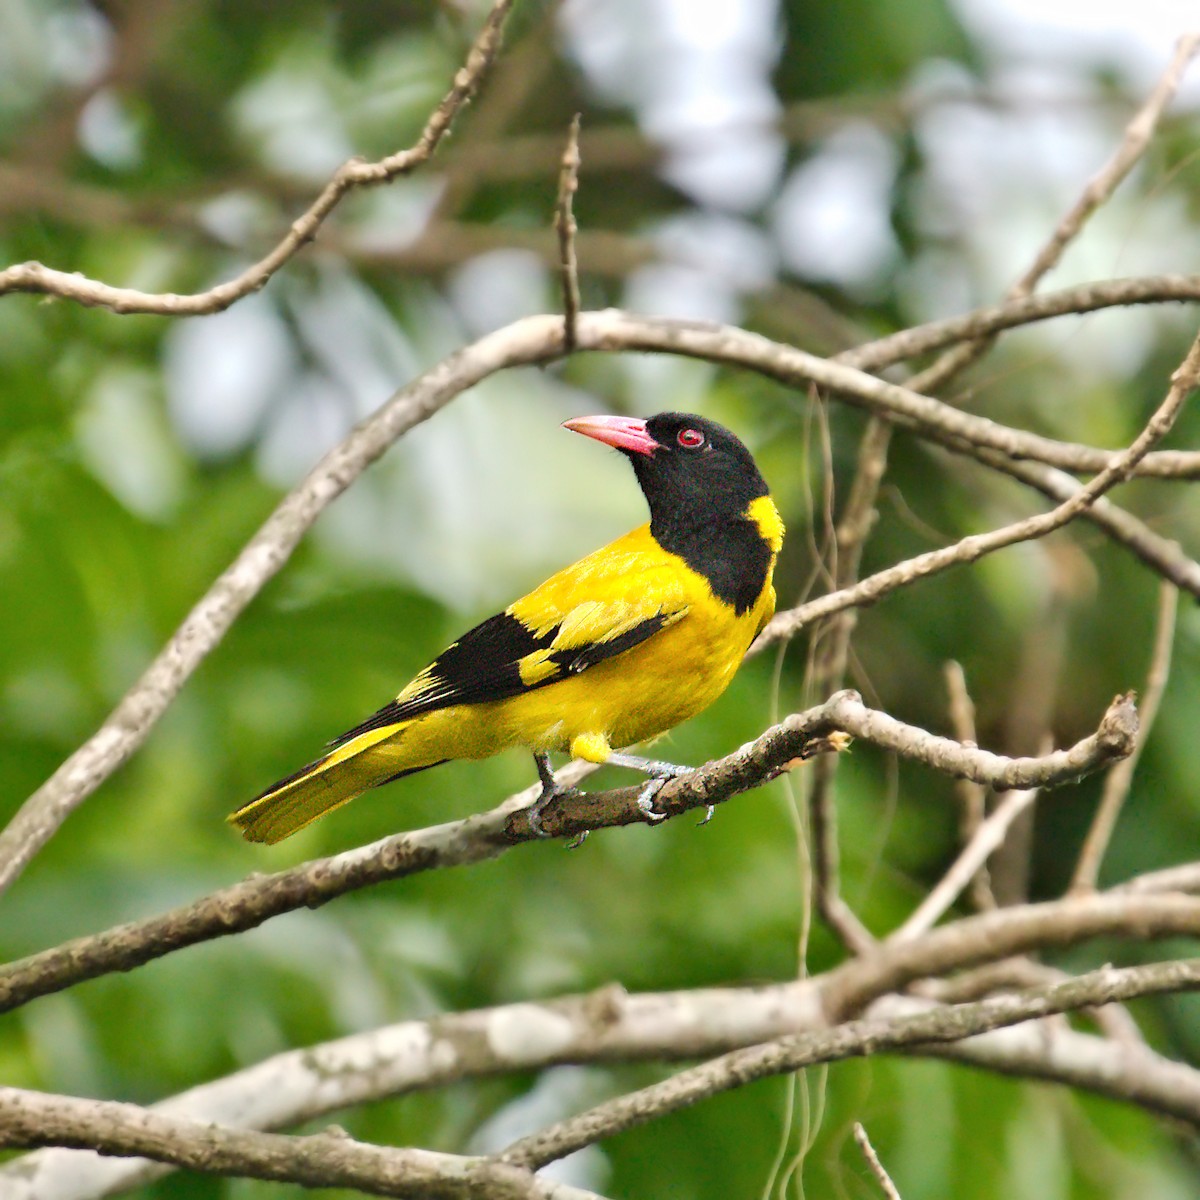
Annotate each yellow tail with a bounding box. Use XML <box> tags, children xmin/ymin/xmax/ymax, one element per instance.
<box><xmin>229</xmin><ymin>723</ymin><xmax>438</xmax><ymax>844</ymax></box>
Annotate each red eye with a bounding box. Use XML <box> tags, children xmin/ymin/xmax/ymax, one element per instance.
<box><xmin>677</xmin><ymin>428</ymin><xmax>705</xmax><ymax>449</ymax></box>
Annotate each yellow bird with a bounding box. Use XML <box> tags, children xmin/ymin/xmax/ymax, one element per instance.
<box><xmin>230</xmin><ymin>412</ymin><xmax>784</xmax><ymax>843</ymax></box>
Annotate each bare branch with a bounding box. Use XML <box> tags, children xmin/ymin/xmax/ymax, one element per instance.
<box><xmin>0</xmin><ymin>315</ymin><xmax>567</xmax><ymax>898</ymax></box>
<box><xmin>0</xmin><ymin>1088</ymin><xmax>608</xmax><ymax>1200</ymax></box>
<box><xmin>891</xmin><ymin>785</ymin><xmax>1039</xmax><ymax>942</ymax></box>
<box><xmin>1112</xmin><ymin>862</ymin><xmax>1200</xmax><ymax>895</ymax></box>
<box><xmin>0</xmin><ymin>692</ymin><xmax>1132</xmax><ymax>1011</ymax></box>
<box><xmin>1014</xmin><ymin>33</ymin><xmax>1200</xmax><ymax>295</ymax></box>
<box><xmin>806</xmin><ymin>416</ymin><xmax>893</xmax><ymax>954</ymax></box>
<box><xmin>966</xmin><ymin>450</ymin><xmax>1200</xmax><ymax>599</ymax></box>
<box><xmin>854</xmin><ymin>1123</ymin><xmax>903</xmax><ymax>1200</ymax></box>
<box><xmin>555</xmin><ymin>114</ymin><xmax>583</xmax><ymax>351</ymax></box>
<box><xmin>0</xmin><ymin>763</ymin><xmax>599</xmax><ymax>1015</ymax></box>
<box><xmin>1071</xmin><ymin>581</ymin><xmax>1179</xmax><ymax>892</ymax></box>
<box><xmin>842</xmin><ymin>275</ymin><xmax>1200</xmax><ymax>375</ymax></box>
<box><xmin>500</xmin><ymin>959</ymin><xmax>1200</xmax><ymax>1169</ymax></box>
<box><xmin>758</xmin><ymin>326</ymin><xmax>1200</xmax><ymax>650</ymax></box>
<box><xmin>921</xmin><ymin>956</ymin><xmax>1149</xmax><ymax>1048</ymax></box>
<box><xmin>0</xmin><ymin>0</ymin><xmax>515</xmax><ymax>316</ymax></box>
<box><xmin>876</xmin><ymin>992</ymin><xmax>1200</xmax><ymax>1123</ymax></box>
<box><xmin>824</xmin><ymin>893</ymin><xmax>1200</xmax><ymax>1019</ymax></box>
<box><xmin>585</xmin><ymin>310</ymin><xmax>1200</xmax><ymax>479</ymax></box>
<box><xmin>10</xmin><ymin>954</ymin><xmax>1200</xmax><ymax>1197</ymax></box>
<box><xmin>891</xmin><ymin>32</ymin><xmax>1200</xmax><ymax>392</ymax></box>
<box><xmin>942</xmin><ymin>661</ymin><xmax>996</xmax><ymax>911</ymax></box>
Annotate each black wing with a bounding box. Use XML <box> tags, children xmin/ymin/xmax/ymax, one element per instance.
<box><xmin>328</xmin><ymin>608</ymin><xmax>675</xmax><ymax>750</ymax></box>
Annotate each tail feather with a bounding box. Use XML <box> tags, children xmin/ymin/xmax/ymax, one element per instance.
<box><xmin>229</xmin><ymin>723</ymin><xmax>435</xmax><ymax>843</ymax></box>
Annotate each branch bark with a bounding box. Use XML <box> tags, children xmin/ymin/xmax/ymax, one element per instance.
<box><xmin>0</xmin><ymin>1088</ymin><xmax>608</xmax><ymax>1200</ymax></box>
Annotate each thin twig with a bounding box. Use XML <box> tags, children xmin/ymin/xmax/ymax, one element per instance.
<box><xmin>806</xmin><ymin>417</ymin><xmax>893</xmax><ymax>954</ymax></box>
<box><xmin>966</xmin><ymin>449</ymin><xmax>1200</xmax><ymax>599</ymax></box>
<box><xmin>894</xmin><ymin>32</ymin><xmax>1200</xmax><ymax>394</ymax></box>
<box><xmin>943</xmin><ymin>662</ymin><xmax>995</xmax><ymax>911</ymax></box>
<box><xmin>1071</xmin><ymin>581</ymin><xmax>1180</xmax><ymax>893</ymax></box>
<box><xmin>839</xmin><ymin>275</ymin><xmax>1200</xmax><ymax>375</ymax></box>
<box><xmin>555</xmin><ymin>113</ymin><xmax>583</xmax><ymax>351</ymax></box>
<box><xmin>1113</xmin><ymin>862</ymin><xmax>1200</xmax><ymax>895</ymax></box>
<box><xmin>853</xmin><ymin>1123</ymin><xmax>903</xmax><ymax>1200</ymax></box>
<box><xmin>891</xmin><ymin>786</ymin><xmax>1040</xmax><ymax>942</ymax></box>
<box><xmin>1015</xmin><ymin>33</ymin><xmax>1200</xmax><ymax>296</ymax></box>
<box><xmin>0</xmin><ymin>1</ymin><xmax>515</xmax><ymax>315</ymax></box>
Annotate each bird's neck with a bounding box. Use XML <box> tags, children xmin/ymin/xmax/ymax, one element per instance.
<box><xmin>651</xmin><ymin>495</ymin><xmax>780</xmax><ymax>615</ymax></box>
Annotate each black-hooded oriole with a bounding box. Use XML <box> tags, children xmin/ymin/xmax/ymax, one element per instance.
<box><xmin>230</xmin><ymin>411</ymin><xmax>783</xmax><ymax>842</ymax></box>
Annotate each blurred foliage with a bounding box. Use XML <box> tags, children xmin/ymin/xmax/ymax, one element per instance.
<box><xmin>2</xmin><ymin>0</ymin><xmax>1200</xmax><ymax>1197</ymax></box>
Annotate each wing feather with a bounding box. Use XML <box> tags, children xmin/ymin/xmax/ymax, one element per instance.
<box><xmin>329</xmin><ymin>545</ymin><xmax>689</xmax><ymax>750</ymax></box>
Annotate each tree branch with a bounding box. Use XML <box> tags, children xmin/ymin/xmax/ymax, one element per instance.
<box><xmin>880</xmin><ymin>31</ymin><xmax>1200</xmax><ymax>393</ymax></box>
<box><xmin>757</xmin><ymin>325</ymin><xmax>1200</xmax><ymax>650</ymax></box>
<box><xmin>0</xmin><ymin>0</ymin><xmax>515</xmax><ymax>315</ymax></box>
<box><xmin>555</xmin><ymin>113</ymin><xmax>583</xmax><ymax>351</ymax></box>
<box><xmin>1071</xmin><ymin>580</ymin><xmax>1179</xmax><ymax>892</ymax></box>
<box><xmin>841</xmin><ymin>275</ymin><xmax>1200</xmax><ymax>375</ymax></box>
<box><xmin>0</xmin><ymin>1088</ymin><xmax>608</xmax><ymax>1200</ymax></box>
<box><xmin>804</xmin><ymin>416</ymin><xmax>892</xmax><ymax>954</ymax></box>
<box><xmin>890</xmin><ymin>784</ymin><xmax>1040</xmax><ymax>942</ymax></box>
<box><xmin>0</xmin><ymin>691</ymin><xmax>1134</xmax><ymax>1012</ymax></box>
<box><xmin>0</xmin><ymin>314</ymin><xmax>564</xmax><ymax>898</ymax></box>
<box><xmin>500</xmin><ymin>959</ymin><xmax>1200</xmax><ymax>1169</ymax></box>
<box><xmin>10</xmin><ymin>945</ymin><xmax>1200</xmax><ymax>1197</ymax></box>
<box><xmin>854</xmin><ymin>1123</ymin><xmax>903</xmax><ymax>1200</ymax></box>
<box><xmin>823</xmin><ymin>893</ymin><xmax>1200</xmax><ymax>1019</ymax></box>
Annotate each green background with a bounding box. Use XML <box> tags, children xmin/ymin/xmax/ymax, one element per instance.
<box><xmin>2</xmin><ymin>0</ymin><xmax>1200</xmax><ymax>1195</ymax></box>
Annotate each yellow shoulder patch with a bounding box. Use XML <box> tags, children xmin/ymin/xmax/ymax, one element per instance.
<box><xmin>746</xmin><ymin>495</ymin><xmax>785</xmax><ymax>553</ymax></box>
<box><xmin>517</xmin><ymin>648</ymin><xmax>561</xmax><ymax>686</ymax></box>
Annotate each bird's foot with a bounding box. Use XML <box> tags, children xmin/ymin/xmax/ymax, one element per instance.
<box><xmin>636</xmin><ymin>777</ymin><xmax>670</xmax><ymax>822</ymax></box>
<box><xmin>607</xmin><ymin>755</ymin><xmax>693</xmax><ymax>825</ymax></box>
<box><xmin>527</xmin><ymin>779</ymin><xmax>577</xmax><ymax>840</ymax></box>
<box><xmin>527</xmin><ymin>753</ymin><xmax>588</xmax><ymax>844</ymax></box>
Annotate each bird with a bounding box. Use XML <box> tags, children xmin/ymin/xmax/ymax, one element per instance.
<box><xmin>229</xmin><ymin>411</ymin><xmax>784</xmax><ymax>844</ymax></box>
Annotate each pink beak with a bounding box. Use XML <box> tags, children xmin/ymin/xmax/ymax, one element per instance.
<box><xmin>562</xmin><ymin>414</ymin><xmax>659</xmax><ymax>457</ymax></box>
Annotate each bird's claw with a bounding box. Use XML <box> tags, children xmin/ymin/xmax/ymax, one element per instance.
<box><xmin>636</xmin><ymin>777</ymin><xmax>670</xmax><ymax>822</ymax></box>
<box><xmin>528</xmin><ymin>789</ymin><xmax>591</xmax><ymax>846</ymax></box>
<box><xmin>526</xmin><ymin>794</ymin><xmax>553</xmax><ymax>839</ymax></box>
<box><xmin>697</xmin><ymin>804</ymin><xmax>715</xmax><ymax>826</ymax></box>
<box><xmin>528</xmin><ymin>754</ymin><xmax>591</xmax><ymax>845</ymax></box>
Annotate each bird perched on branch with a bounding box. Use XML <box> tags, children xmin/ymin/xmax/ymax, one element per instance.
<box><xmin>230</xmin><ymin>411</ymin><xmax>783</xmax><ymax>843</ymax></box>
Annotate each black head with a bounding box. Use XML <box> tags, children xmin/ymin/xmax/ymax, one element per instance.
<box><xmin>563</xmin><ymin>411</ymin><xmax>769</xmax><ymax>536</ymax></box>
<box><xmin>564</xmin><ymin>411</ymin><xmax>777</xmax><ymax>613</ymax></box>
